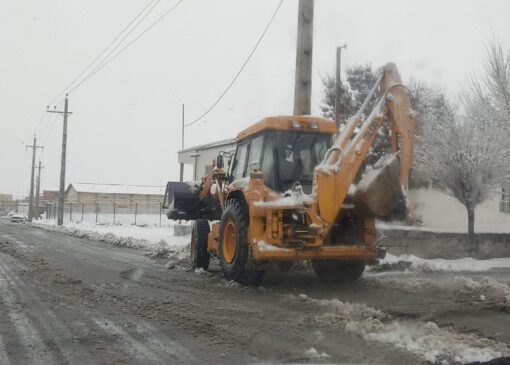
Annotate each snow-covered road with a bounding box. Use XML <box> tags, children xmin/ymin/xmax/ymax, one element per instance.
<box><xmin>1</xmin><ymin>220</ymin><xmax>509</xmax><ymax>364</ymax></box>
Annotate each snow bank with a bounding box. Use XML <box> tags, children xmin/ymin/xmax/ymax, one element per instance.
<box><xmin>295</xmin><ymin>294</ymin><xmax>509</xmax><ymax>364</ymax></box>
<box><xmin>377</xmin><ymin>253</ymin><xmax>510</xmax><ymax>273</ymax></box>
<box><xmin>34</xmin><ymin>220</ymin><xmax>190</xmax><ymax>259</ymax></box>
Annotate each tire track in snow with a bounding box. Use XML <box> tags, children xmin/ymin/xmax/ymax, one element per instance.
<box><xmin>92</xmin><ymin>317</ymin><xmax>191</xmax><ymax>363</ymax></box>
<box><xmin>0</xmin><ymin>333</ymin><xmax>9</xmax><ymax>365</ymax></box>
<box><xmin>0</xmin><ymin>265</ymin><xmax>56</xmax><ymax>364</ymax></box>
<box><xmin>132</xmin><ymin>320</ymin><xmax>191</xmax><ymax>362</ymax></box>
<box><xmin>93</xmin><ymin>318</ymin><xmax>161</xmax><ymax>362</ymax></box>
<box><xmin>0</xmin><ymin>257</ymin><xmax>95</xmax><ymax>364</ymax></box>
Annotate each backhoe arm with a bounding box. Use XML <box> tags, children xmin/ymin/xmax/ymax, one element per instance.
<box><xmin>313</xmin><ymin>63</ymin><xmax>416</xmax><ymax>225</ymax></box>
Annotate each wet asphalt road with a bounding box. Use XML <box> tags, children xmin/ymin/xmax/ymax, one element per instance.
<box><xmin>0</xmin><ymin>220</ymin><xmax>509</xmax><ymax>364</ymax></box>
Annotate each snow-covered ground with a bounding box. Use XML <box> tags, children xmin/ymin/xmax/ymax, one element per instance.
<box><xmin>295</xmin><ymin>293</ymin><xmax>510</xmax><ymax>364</ymax></box>
<box><xmin>37</xmin><ymin>219</ymin><xmax>191</xmax><ymax>259</ymax></box>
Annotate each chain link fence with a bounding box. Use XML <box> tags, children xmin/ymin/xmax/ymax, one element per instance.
<box><xmin>46</xmin><ymin>200</ymin><xmax>169</xmax><ymax>226</ymax></box>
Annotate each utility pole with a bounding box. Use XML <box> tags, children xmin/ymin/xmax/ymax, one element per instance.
<box><xmin>293</xmin><ymin>0</ymin><xmax>314</xmax><ymax>116</ymax></box>
<box><xmin>47</xmin><ymin>94</ymin><xmax>72</xmax><ymax>226</ymax></box>
<box><xmin>35</xmin><ymin>161</ymin><xmax>44</xmax><ymax>220</ymax></box>
<box><xmin>335</xmin><ymin>44</ymin><xmax>347</xmax><ymax>128</ymax></box>
<box><xmin>26</xmin><ymin>136</ymin><xmax>43</xmax><ymax>222</ymax></box>
<box><xmin>180</xmin><ymin>103</ymin><xmax>184</xmax><ymax>182</ymax></box>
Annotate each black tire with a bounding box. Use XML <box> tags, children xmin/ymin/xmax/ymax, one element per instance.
<box><xmin>218</xmin><ymin>199</ymin><xmax>265</xmax><ymax>285</ymax></box>
<box><xmin>190</xmin><ymin>219</ymin><xmax>210</xmax><ymax>271</ymax></box>
<box><xmin>311</xmin><ymin>260</ymin><xmax>365</xmax><ymax>284</ymax></box>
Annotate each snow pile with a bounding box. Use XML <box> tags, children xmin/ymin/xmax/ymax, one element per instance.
<box><xmin>295</xmin><ymin>294</ymin><xmax>509</xmax><ymax>364</ymax></box>
<box><xmin>304</xmin><ymin>347</ymin><xmax>330</xmax><ymax>359</ymax></box>
<box><xmin>33</xmin><ymin>221</ymin><xmax>190</xmax><ymax>259</ymax></box>
<box><xmin>376</xmin><ymin>253</ymin><xmax>510</xmax><ymax>273</ymax></box>
<box><xmin>454</xmin><ymin>276</ymin><xmax>510</xmax><ymax>309</ymax></box>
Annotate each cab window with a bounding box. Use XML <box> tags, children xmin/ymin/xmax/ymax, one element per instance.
<box><xmin>247</xmin><ymin>135</ymin><xmax>264</xmax><ymax>172</ymax></box>
<box><xmin>232</xmin><ymin>142</ymin><xmax>248</xmax><ymax>180</ymax></box>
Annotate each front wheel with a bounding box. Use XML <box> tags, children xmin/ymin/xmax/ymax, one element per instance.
<box><xmin>190</xmin><ymin>219</ymin><xmax>210</xmax><ymax>271</ymax></box>
<box><xmin>218</xmin><ymin>200</ymin><xmax>265</xmax><ymax>285</ymax></box>
<box><xmin>312</xmin><ymin>260</ymin><xmax>365</xmax><ymax>284</ymax></box>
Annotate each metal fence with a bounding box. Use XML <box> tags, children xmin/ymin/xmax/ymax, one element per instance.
<box><xmin>46</xmin><ymin>200</ymin><xmax>169</xmax><ymax>226</ymax></box>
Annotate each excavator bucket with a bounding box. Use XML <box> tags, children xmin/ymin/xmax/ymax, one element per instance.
<box><xmin>353</xmin><ymin>153</ymin><xmax>407</xmax><ymax>220</ymax></box>
<box><xmin>164</xmin><ymin>181</ymin><xmax>201</xmax><ymax>220</ymax></box>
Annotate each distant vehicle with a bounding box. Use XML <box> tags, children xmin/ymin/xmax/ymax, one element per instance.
<box><xmin>10</xmin><ymin>214</ymin><xmax>26</xmax><ymax>223</ymax></box>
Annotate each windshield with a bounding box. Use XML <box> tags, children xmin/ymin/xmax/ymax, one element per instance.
<box><xmin>275</xmin><ymin>131</ymin><xmax>331</xmax><ymax>192</ymax></box>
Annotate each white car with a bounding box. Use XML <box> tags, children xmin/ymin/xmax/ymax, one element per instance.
<box><xmin>10</xmin><ymin>214</ymin><xmax>26</xmax><ymax>223</ymax></box>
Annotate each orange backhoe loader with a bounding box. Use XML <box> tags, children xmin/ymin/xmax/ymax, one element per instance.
<box><xmin>163</xmin><ymin>63</ymin><xmax>416</xmax><ymax>284</ymax></box>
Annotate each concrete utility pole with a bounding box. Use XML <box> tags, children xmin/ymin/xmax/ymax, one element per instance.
<box><xmin>47</xmin><ymin>94</ymin><xmax>72</xmax><ymax>226</ymax></box>
<box><xmin>293</xmin><ymin>0</ymin><xmax>314</xmax><ymax>116</ymax></box>
<box><xmin>26</xmin><ymin>135</ymin><xmax>43</xmax><ymax>221</ymax></box>
<box><xmin>335</xmin><ymin>44</ymin><xmax>347</xmax><ymax>128</ymax></box>
<box><xmin>180</xmin><ymin>103</ymin><xmax>184</xmax><ymax>182</ymax></box>
<box><xmin>35</xmin><ymin>161</ymin><xmax>43</xmax><ymax>220</ymax></box>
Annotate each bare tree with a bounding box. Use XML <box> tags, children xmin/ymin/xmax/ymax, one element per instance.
<box><xmin>416</xmin><ymin>40</ymin><xmax>510</xmax><ymax>243</ymax></box>
<box><xmin>464</xmin><ymin>39</ymin><xmax>510</xmax><ymax>134</ymax></box>
<box><xmin>416</xmin><ymin>117</ymin><xmax>510</xmax><ymax>242</ymax></box>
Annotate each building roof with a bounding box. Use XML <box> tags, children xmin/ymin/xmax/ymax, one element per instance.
<box><xmin>178</xmin><ymin>138</ymin><xmax>236</xmax><ymax>154</ymax></box>
<box><xmin>67</xmin><ymin>183</ymin><xmax>165</xmax><ymax>196</ymax></box>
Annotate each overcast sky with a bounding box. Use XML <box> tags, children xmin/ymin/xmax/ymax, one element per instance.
<box><xmin>1</xmin><ymin>0</ymin><xmax>509</xmax><ymax>198</ymax></box>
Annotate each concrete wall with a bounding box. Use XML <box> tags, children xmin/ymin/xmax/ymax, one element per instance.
<box><xmin>381</xmin><ymin>228</ymin><xmax>510</xmax><ymax>259</ymax></box>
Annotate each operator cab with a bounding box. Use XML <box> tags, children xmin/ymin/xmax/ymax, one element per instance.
<box><xmin>229</xmin><ymin>116</ymin><xmax>336</xmax><ymax>194</ymax></box>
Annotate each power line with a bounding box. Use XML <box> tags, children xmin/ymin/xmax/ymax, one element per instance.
<box><xmin>47</xmin><ymin>0</ymin><xmax>159</xmax><ymax>107</ymax></box>
<box><xmin>67</xmin><ymin>0</ymin><xmax>185</xmax><ymax>96</ymax></box>
<box><xmin>39</xmin><ymin>112</ymin><xmax>58</xmax><ymax>146</ymax></box>
<box><xmin>33</xmin><ymin>109</ymin><xmax>50</xmax><ymax>138</ymax></box>
<box><xmin>185</xmin><ymin>0</ymin><xmax>284</xmax><ymax>127</ymax></box>
<box><xmin>36</xmin><ymin>99</ymin><xmax>62</xmax><ymax>143</ymax></box>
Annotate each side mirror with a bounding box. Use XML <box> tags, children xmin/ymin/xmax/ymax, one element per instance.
<box><xmin>216</xmin><ymin>154</ymin><xmax>224</xmax><ymax>169</ymax></box>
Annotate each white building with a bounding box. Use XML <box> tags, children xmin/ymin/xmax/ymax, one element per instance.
<box><xmin>66</xmin><ymin>183</ymin><xmax>164</xmax><ymax>202</ymax></box>
<box><xmin>178</xmin><ymin>138</ymin><xmax>236</xmax><ymax>181</ymax></box>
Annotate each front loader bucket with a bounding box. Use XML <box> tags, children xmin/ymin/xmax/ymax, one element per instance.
<box><xmin>353</xmin><ymin>153</ymin><xmax>407</xmax><ymax>219</ymax></box>
<box><xmin>164</xmin><ymin>181</ymin><xmax>201</xmax><ymax>220</ymax></box>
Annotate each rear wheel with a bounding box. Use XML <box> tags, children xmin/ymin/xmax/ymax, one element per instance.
<box><xmin>218</xmin><ymin>199</ymin><xmax>265</xmax><ymax>285</ymax></box>
<box><xmin>311</xmin><ymin>260</ymin><xmax>365</xmax><ymax>283</ymax></box>
<box><xmin>190</xmin><ymin>219</ymin><xmax>210</xmax><ymax>271</ymax></box>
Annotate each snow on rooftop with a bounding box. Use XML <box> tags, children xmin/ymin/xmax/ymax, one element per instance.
<box><xmin>70</xmin><ymin>183</ymin><xmax>165</xmax><ymax>196</ymax></box>
<box><xmin>178</xmin><ymin>138</ymin><xmax>236</xmax><ymax>154</ymax></box>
